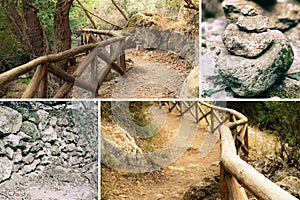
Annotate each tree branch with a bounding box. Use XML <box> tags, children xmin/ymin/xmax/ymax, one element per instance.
<box><xmin>111</xmin><ymin>0</ymin><xmax>129</xmax><ymax>21</ymax></box>
<box><xmin>75</xmin><ymin>0</ymin><xmax>97</xmax><ymax>29</ymax></box>
<box><xmin>73</xmin><ymin>5</ymin><xmax>122</xmax><ymax>29</ymax></box>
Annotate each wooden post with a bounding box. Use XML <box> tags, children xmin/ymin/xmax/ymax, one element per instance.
<box><xmin>220</xmin><ymin>125</ymin><xmax>297</xmax><ymax>200</ymax></box>
<box><xmin>22</xmin><ymin>65</ymin><xmax>47</xmax><ymax>98</ymax></box>
<box><xmin>98</xmin><ymin>65</ymin><xmax>112</xmax><ymax>88</ymax></box>
<box><xmin>220</xmin><ymin>163</ymin><xmax>229</xmax><ymax>200</ymax></box>
<box><xmin>220</xmin><ymin>125</ymin><xmax>248</xmax><ymax>200</ymax></box>
<box><xmin>37</xmin><ymin>63</ymin><xmax>48</xmax><ymax>98</ymax></box>
<box><xmin>119</xmin><ymin>38</ymin><xmax>126</xmax><ymax>71</ymax></box>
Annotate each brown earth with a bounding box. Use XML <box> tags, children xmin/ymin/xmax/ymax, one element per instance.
<box><xmin>101</xmin><ymin>106</ymin><xmax>221</xmax><ymax>200</ymax></box>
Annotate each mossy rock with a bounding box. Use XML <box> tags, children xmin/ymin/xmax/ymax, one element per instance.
<box><xmin>124</xmin><ymin>12</ymin><xmax>167</xmax><ymax>31</ymax></box>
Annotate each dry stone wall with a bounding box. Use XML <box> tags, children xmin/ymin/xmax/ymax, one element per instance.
<box><xmin>0</xmin><ymin>104</ymin><xmax>98</xmax><ymax>185</ymax></box>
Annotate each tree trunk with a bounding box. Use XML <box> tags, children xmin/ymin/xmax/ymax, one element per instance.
<box><xmin>53</xmin><ymin>0</ymin><xmax>73</xmax><ymax>70</ymax></box>
<box><xmin>49</xmin><ymin>0</ymin><xmax>73</xmax><ymax>97</ymax></box>
<box><xmin>4</xmin><ymin>1</ymin><xmax>49</xmax><ymax>59</ymax></box>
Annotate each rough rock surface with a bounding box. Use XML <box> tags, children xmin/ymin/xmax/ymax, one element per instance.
<box><xmin>237</xmin><ymin>14</ymin><xmax>269</xmax><ymax>32</ymax></box>
<box><xmin>222</xmin><ymin>24</ymin><xmax>273</xmax><ymax>58</ymax></box>
<box><xmin>218</xmin><ymin>28</ymin><xmax>293</xmax><ymax>97</ymax></box>
<box><xmin>182</xmin><ymin>176</ymin><xmax>220</xmax><ymax>200</ymax></box>
<box><xmin>123</xmin><ymin>13</ymin><xmax>199</xmax><ymax>66</ymax></box>
<box><xmin>222</xmin><ymin>0</ymin><xmax>300</xmax><ymax>31</ymax></box>
<box><xmin>0</xmin><ymin>103</ymin><xmax>98</xmax><ymax>199</ymax></box>
<box><xmin>180</xmin><ymin>67</ymin><xmax>199</xmax><ymax>98</ymax></box>
<box><xmin>251</xmin><ymin>155</ymin><xmax>300</xmax><ymax>199</ymax></box>
<box><xmin>0</xmin><ymin>107</ymin><xmax>22</xmax><ymax>134</ymax></box>
<box><xmin>215</xmin><ymin>5</ymin><xmax>295</xmax><ymax>97</ymax></box>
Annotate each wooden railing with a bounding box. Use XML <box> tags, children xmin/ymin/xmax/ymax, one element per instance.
<box><xmin>0</xmin><ymin>29</ymin><xmax>126</xmax><ymax>98</ymax></box>
<box><xmin>160</xmin><ymin>101</ymin><xmax>297</xmax><ymax>200</ymax></box>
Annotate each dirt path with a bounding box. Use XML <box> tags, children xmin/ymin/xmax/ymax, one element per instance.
<box><xmin>101</xmin><ymin>106</ymin><xmax>220</xmax><ymax>200</ymax></box>
<box><xmin>98</xmin><ymin>50</ymin><xmax>194</xmax><ymax>98</ymax></box>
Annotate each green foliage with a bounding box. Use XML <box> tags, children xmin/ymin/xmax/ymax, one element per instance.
<box><xmin>228</xmin><ymin>102</ymin><xmax>300</xmax><ymax>169</ymax></box>
<box><xmin>0</xmin><ymin>3</ymin><xmax>28</xmax><ymax>71</ymax></box>
<box><xmin>287</xmin><ymin>72</ymin><xmax>300</xmax><ymax>81</ymax></box>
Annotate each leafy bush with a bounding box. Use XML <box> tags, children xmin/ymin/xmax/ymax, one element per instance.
<box><xmin>228</xmin><ymin>102</ymin><xmax>300</xmax><ymax>169</ymax></box>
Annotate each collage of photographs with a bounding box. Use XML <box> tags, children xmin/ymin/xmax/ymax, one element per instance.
<box><xmin>0</xmin><ymin>0</ymin><xmax>299</xmax><ymax>199</ymax></box>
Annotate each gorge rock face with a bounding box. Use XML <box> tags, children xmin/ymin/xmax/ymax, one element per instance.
<box><xmin>217</xmin><ymin>6</ymin><xmax>294</xmax><ymax>97</ymax></box>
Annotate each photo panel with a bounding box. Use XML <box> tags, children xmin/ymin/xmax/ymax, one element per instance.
<box><xmin>0</xmin><ymin>101</ymin><xmax>99</xmax><ymax>199</ymax></box>
<box><xmin>201</xmin><ymin>0</ymin><xmax>300</xmax><ymax>99</ymax></box>
<box><xmin>100</xmin><ymin>101</ymin><xmax>299</xmax><ymax>199</ymax></box>
<box><xmin>0</xmin><ymin>0</ymin><xmax>200</xmax><ymax>99</ymax></box>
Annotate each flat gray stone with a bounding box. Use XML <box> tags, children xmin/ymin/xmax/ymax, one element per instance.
<box><xmin>217</xmin><ymin>30</ymin><xmax>294</xmax><ymax>97</ymax></box>
<box><xmin>241</xmin><ymin>5</ymin><xmax>258</xmax><ymax>16</ymax></box>
<box><xmin>223</xmin><ymin>24</ymin><xmax>273</xmax><ymax>57</ymax></box>
<box><xmin>237</xmin><ymin>15</ymin><xmax>269</xmax><ymax>33</ymax></box>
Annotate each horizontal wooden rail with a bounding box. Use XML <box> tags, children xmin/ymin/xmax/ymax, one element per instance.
<box><xmin>81</xmin><ymin>28</ymin><xmax>120</xmax><ymax>37</ymax></box>
<box><xmin>0</xmin><ymin>37</ymin><xmax>124</xmax><ymax>88</ymax></box>
<box><xmin>220</xmin><ymin>125</ymin><xmax>297</xmax><ymax>200</ymax></box>
<box><xmin>159</xmin><ymin>101</ymin><xmax>297</xmax><ymax>199</ymax></box>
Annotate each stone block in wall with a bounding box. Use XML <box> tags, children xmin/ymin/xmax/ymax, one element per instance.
<box><xmin>22</xmin><ymin>153</ymin><xmax>34</xmax><ymax>165</ymax></box>
<box><xmin>21</xmin><ymin>159</ymin><xmax>40</xmax><ymax>175</ymax></box>
<box><xmin>17</xmin><ymin>132</ymin><xmax>32</xmax><ymax>142</ymax></box>
<box><xmin>41</xmin><ymin>126</ymin><xmax>58</xmax><ymax>143</ymax></box>
<box><xmin>13</xmin><ymin>149</ymin><xmax>22</xmax><ymax>163</ymax></box>
<box><xmin>0</xmin><ymin>141</ymin><xmax>5</xmax><ymax>155</ymax></box>
<box><xmin>37</xmin><ymin>110</ymin><xmax>49</xmax><ymax>130</ymax></box>
<box><xmin>4</xmin><ymin>134</ymin><xmax>21</xmax><ymax>149</ymax></box>
<box><xmin>5</xmin><ymin>147</ymin><xmax>14</xmax><ymax>160</ymax></box>
<box><xmin>0</xmin><ymin>106</ymin><xmax>22</xmax><ymax>135</ymax></box>
<box><xmin>0</xmin><ymin>157</ymin><xmax>13</xmax><ymax>183</ymax></box>
<box><xmin>20</xmin><ymin>121</ymin><xmax>39</xmax><ymax>139</ymax></box>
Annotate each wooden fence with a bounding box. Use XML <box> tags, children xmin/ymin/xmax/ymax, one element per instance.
<box><xmin>0</xmin><ymin>29</ymin><xmax>126</xmax><ymax>98</ymax></box>
<box><xmin>160</xmin><ymin>101</ymin><xmax>297</xmax><ymax>200</ymax></box>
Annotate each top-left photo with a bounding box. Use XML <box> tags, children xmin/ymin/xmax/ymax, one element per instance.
<box><xmin>0</xmin><ymin>0</ymin><xmax>199</xmax><ymax>99</ymax></box>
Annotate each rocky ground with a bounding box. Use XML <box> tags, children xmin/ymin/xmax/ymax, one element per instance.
<box><xmin>201</xmin><ymin>1</ymin><xmax>300</xmax><ymax>99</ymax></box>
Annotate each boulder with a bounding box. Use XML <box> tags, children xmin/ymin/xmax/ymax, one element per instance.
<box><xmin>180</xmin><ymin>67</ymin><xmax>199</xmax><ymax>98</ymax></box>
<box><xmin>0</xmin><ymin>106</ymin><xmax>22</xmax><ymax>135</ymax></box>
<box><xmin>182</xmin><ymin>176</ymin><xmax>220</xmax><ymax>200</ymax></box>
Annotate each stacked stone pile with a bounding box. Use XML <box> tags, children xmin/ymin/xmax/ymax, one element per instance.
<box><xmin>217</xmin><ymin>6</ymin><xmax>294</xmax><ymax>97</ymax></box>
<box><xmin>0</xmin><ymin>105</ymin><xmax>97</xmax><ymax>185</ymax></box>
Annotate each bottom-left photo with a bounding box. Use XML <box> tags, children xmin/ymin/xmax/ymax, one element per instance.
<box><xmin>0</xmin><ymin>101</ymin><xmax>98</xmax><ymax>199</ymax></box>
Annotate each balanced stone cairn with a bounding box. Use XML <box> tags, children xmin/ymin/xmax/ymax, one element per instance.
<box><xmin>217</xmin><ymin>5</ymin><xmax>294</xmax><ymax>97</ymax></box>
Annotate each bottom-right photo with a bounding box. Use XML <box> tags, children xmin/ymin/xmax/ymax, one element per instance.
<box><xmin>100</xmin><ymin>101</ymin><xmax>299</xmax><ymax>200</ymax></box>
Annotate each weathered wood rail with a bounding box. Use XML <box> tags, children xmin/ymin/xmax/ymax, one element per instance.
<box><xmin>0</xmin><ymin>29</ymin><xmax>126</xmax><ymax>98</ymax></box>
<box><xmin>160</xmin><ymin>101</ymin><xmax>297</xmax><ymax>200</ymax></box>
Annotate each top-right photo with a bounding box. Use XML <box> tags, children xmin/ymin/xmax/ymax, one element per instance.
<box><xmin>201</xmin><ymin>0</ymin><xmax>300</xmax><ymax>99</ymax></box>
